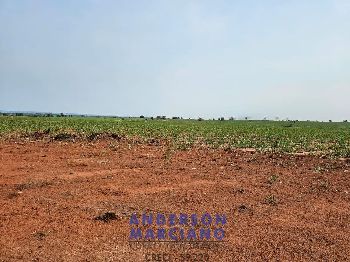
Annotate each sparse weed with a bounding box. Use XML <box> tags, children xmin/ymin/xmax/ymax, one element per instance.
<box><xmin>268</xmin><ymin>174</ymin><xmax>279</xmax><ymax>184</ymax></box>
<box><xmin>265</xmin><ymin>195</ymin><xmax>278</xmax><ymax>206</ymax></box>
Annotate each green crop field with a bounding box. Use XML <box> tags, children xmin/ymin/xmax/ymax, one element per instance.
<box><xmin>0</xmin><ymin>116</ymin><xmax>349</xmax><ymax>157</ymax></box>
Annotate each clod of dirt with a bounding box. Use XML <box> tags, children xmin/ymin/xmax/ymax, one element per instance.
<box><xmin>31</xmin><ymin>131</ymin><xmax>47</xmax><ymax>140</ymax></box>
<box><xmin>87</xmin><ymin>133</ymin><xmax>99</xmax><ymax>141</ymax></box>
<box><xmin>237</xmin><ymin>188</ymin><xmax>245</xmax><ymax>194</ymax></box>
<box><xmin>238</xmin><ymin>204</ymin><xmax>248</xmax><ymax>212</ymax></box>
<box><xmin>110</xmin><ymin>133</ymin><xmax>122</xmax><ymax>140</ymax></box>
<box><xmin>148</xmin><ymin>138</ymin><xmax>160</xmax><ymax>146</ymax></box>
<box><xmin>33</xmin><ymin>231</ymin><xmax>47</xmax><ymax>241</ymax></box>
<box><xmin>15</xmin><ymin>180</ymin><xmax>53</xmax><ymax>191</ymax></box>
<box><xmin>94</xmin><ymin>212</ymin><xmax>118</xmax><ymax>222</ymax></box>
<box><xmin>53</xmin><ymin>133</ymin><xmax>76</xmax><ymax>141</ymax></box>
<box><xmin>7</xmin><ymin>191</ymin><xmax>22</xmax><ymax>199</ymax></box>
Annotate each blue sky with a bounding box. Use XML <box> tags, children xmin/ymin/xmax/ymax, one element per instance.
<box><xmin>0</xmin><ymin>0</ymin><xmax>349</xmax><ymax>120</ymax></box>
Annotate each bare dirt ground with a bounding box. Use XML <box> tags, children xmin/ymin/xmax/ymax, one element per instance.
<box><xmin>0</xmin><ymin>139</ymin><xmax>349</xmax><ymax>261</ymax></box>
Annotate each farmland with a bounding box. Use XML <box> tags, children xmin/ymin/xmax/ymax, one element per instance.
<box><xmin>1</xmin><ymin>116</ymin><xmax>350</xmax><ymax>261</ymax></box>
<box><xmin>1</xmin><ymin>116</ymin><xmax>350</xmax><ymax>157</ymax></box>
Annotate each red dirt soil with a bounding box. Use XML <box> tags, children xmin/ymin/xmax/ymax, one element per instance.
<box><xmin>0</xmin><ymin>140</ymin><xmax>349</xmax><ymax>261</ymax></box>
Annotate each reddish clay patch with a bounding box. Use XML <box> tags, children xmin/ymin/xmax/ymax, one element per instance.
<box><xmin>0</xmin><ymin>140</ymin><xmax>349</xmax><ymax>261</ymax></box>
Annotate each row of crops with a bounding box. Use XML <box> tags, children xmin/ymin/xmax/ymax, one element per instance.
<box><xmin>0</xmin><ymin>116</ymin><xmax>349</xmax><ymax>157</ymax></box>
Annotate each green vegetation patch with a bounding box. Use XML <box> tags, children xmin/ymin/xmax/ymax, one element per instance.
<box><xmin>0</xmin><ymin>116</ymin><xmax>349</xmax><ymax>157</ymax></box>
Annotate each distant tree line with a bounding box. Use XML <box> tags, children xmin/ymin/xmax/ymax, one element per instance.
<box><xmin>1</xmin><ymin>112</ymin><xmax>348</xmax><ymax>123</ymax></box>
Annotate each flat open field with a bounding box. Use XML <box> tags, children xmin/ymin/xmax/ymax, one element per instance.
<box><xmin>0</xmin><ymin>117</ymin><xmax>350</xmax><ymax>261</ymax></box>
<box><xmin>1</xmin><ymin>116</ymin><xmax>350</xmax><ymax>157</ymax></box>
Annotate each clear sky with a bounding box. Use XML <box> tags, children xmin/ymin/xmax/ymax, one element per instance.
<box><xmin>0</xmin><ymin>0</ymin><xmax>349</xmax><ymax>120</ymax></box>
